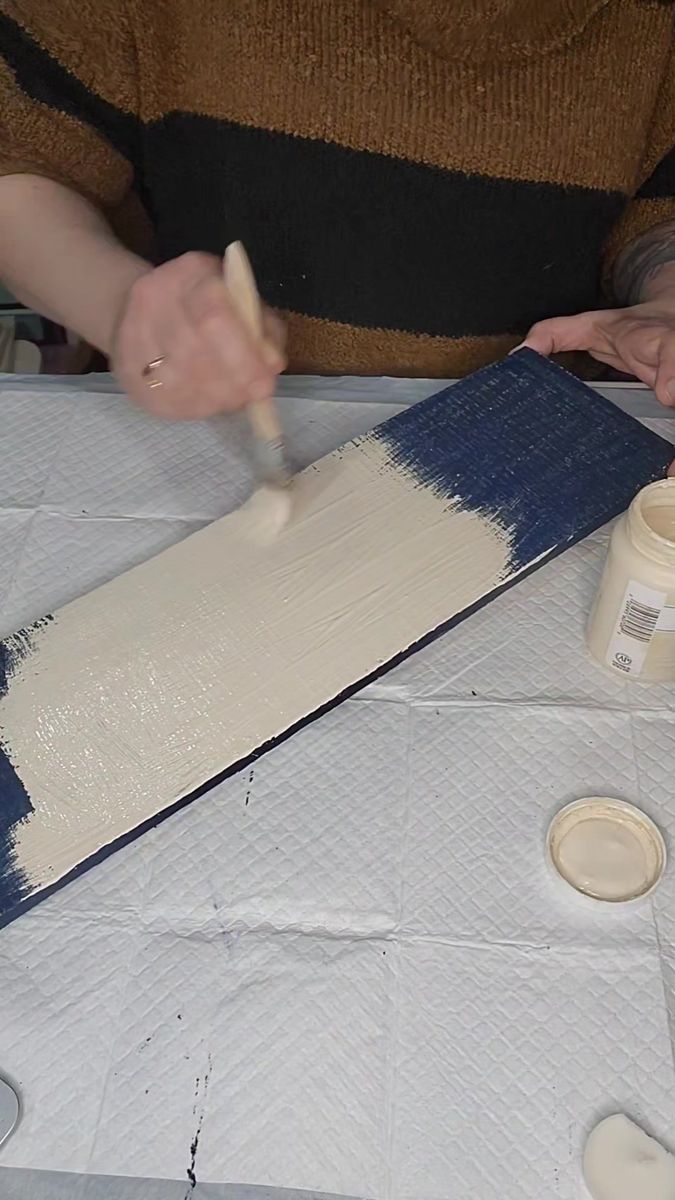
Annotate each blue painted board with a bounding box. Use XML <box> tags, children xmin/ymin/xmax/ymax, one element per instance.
<box><xmin>0</xmin><ymin>350</ymin><xmax>672</xmax><ymax>928</ymax></box>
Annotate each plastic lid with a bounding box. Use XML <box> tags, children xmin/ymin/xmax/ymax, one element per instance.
<box><xmin>0</xmin><ymin>1077</ymin><xmax>19</xmax><ymax>1148</ymax></box>
<box><xmin>547</xmin><ymin>797</ymin><xmax>666</xmax><ymax>903</ymax></box>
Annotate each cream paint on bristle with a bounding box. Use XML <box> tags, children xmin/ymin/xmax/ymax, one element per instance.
<box><xmin>223</xmin><ymin>242</ymin><xmax>292</xmax><ymax>536</ymax></box>
<box><xmin>0</xmin><ymin>435</ymin><xmax>512</xmax><ymax>890</ymax></box>
<box><xmin>243</xmin><ymin>481</ymin><xmax>293</xmax><ymax>542</ymax></box>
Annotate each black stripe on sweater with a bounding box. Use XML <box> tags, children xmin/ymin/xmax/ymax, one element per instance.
<box><xmin>1</xmin><ymin>13</ymin><xmax>627</xmax><ymax>336</ymax></box>
<box><xmin>146</xmin><ymin>113</ymin><xmax>625</xmax><ymax>336</ymax></box>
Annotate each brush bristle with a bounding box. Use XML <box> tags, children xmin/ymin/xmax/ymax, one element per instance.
<box><xmin>244</xmin><ymin>482</ymin><xmax>293</xmax><ymax>540</ymax></box>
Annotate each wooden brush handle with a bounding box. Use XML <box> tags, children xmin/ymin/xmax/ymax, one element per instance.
<box><xmin>223</xmin><ymin>241</ymin><xmax>283</xmax><ymax>447</ymax></box>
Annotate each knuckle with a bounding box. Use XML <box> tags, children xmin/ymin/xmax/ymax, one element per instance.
<box><xmin>176</xmin><ymin>250</ymin><xmax>218</xmax><ymax>275</ymax></box>
<box><xmin>185</xmin><ymin>276</ymin><xmax>229</xmax><ymax>322</ymax></box>
<box><xmin>199</xmin><ymin>304</ymin><xmax>233</xmax><ymax>338</ymax></box>
<box><xmin>528</xmin><ymin>319</ymin><xmax>554</xmax><ymax>338</ymax></box>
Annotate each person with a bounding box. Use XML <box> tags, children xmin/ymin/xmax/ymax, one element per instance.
<box><xmin>0</xmin><ymin>0</ymin><xmax>674</xmax><ymax>425</ymax></box>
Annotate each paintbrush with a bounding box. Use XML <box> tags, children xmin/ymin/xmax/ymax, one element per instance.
<box><xmin>223</xmin><ymin>241</ymin><xmax>291</xmax><ymax>497</ymax></box>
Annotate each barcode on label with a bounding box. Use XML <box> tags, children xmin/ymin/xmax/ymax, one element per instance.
<box><xmin>606</xmin><ymin>580</ymin><xmax>668</xmax><ymax>677</ymax></box>
<box><xmin>619</xmin><ymin>598</ymin><xmax>661</xmax><ymax>644</ymax></box>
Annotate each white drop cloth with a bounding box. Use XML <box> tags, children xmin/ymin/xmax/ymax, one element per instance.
<box><xmin>0</xmin><ymin>373</ymin><xmax>674</xmax><ymax>1200</ymax></box>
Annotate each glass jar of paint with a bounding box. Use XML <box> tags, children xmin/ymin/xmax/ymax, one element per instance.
<box><xmin>587</xmin><ymin>478</ymin><xmax>675</xmax><ymax>683</ymax></box>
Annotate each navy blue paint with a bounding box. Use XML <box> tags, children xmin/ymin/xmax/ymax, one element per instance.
<box><xmin>0</xmin><ymin>617</ymin><xmax>53</xmax><ymax>914</ymax></box>
<box><xmin>0</xmin><ymin>356</ymin><xmax>673</xmax><ymax>928</ymax></box>
<box><xmin>0</xmin><ymin>747</ymin><xmax>32</xmax><ymax>915</ymax></box>
<box><xmin>374</xmin><ymin>349</ymin><xmax>673</xmax><ymax>572</ymax></box>
<box><xmin>0</xmin><ymin>616</ymin><xmax>53</xmax><ymax>697</ymax></box>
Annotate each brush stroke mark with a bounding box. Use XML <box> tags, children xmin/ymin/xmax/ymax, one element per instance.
<box><xmin>0</xmin><ymin>521</ymin><xmax>644</xmax><ymax>931</ymax></box>
<box><xmin>0</xmin><ymin>616</ymin><xmax>54</xmax><ymax>697</ymax></box>
<box><xmin>0</xmin><ymin>617</ymin><xmax>53</xmax><ymax>914</ymax></box>
<box><xmin>374</xmin><ymin>349</ymin><xmax>672</xmax><ymax>571</ymax></box>
<box><xmin>185</xmin><ymin>1056</ymin><xmax>212</xmax><ymax>1198</ymax></box>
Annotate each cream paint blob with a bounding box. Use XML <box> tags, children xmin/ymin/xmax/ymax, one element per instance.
<box><xmin>547</xmin><ymin>798</ymin><xmax>665</xmax><ymax>902</ymax></box>
<box><xmin>0</xmin><ymin>437</ymin><xmax>512</xmax><ymax>891</ymax></box>
<box><xmin>583</xmin><ymin>1114</ymin><xmax>675</xmax><ymax>1200</ymax></box>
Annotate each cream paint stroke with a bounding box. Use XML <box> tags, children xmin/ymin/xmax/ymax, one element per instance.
<box><xmin>0</xmin><ymin>437</ymin><xmax>511</xmax><ymax>889</ymax></box>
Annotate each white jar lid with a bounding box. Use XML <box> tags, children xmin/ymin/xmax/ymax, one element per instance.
<box><xmin>547</xmin><ymin>797</ymin><xmax>666</xmax><ymax>903</ymax></box>
<box><xmin>0</xmin><ymin>1077</ymin><xmax>19</xmax><ymax>1148</ymax></box>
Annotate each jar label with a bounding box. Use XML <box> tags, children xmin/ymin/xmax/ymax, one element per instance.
<box><xmin>658</xmin><ymin>603</ymin><xmax>675</xmax><ymax>633</ymax></box>
<box><xmin>605</xmin><ymin>581</ymin><xmax>672</xmax><ymax>676</ymax></box>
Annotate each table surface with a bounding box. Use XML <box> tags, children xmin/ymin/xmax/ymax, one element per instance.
<box><xmin>1</xmin><ymin>373</ymin><xmax>675</xmax><ymax>1200</ymax></box>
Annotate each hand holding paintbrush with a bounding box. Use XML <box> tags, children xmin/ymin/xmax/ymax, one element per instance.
<box><xmin>222</xmin><ymin>242</ymin><xmax>294</xmax><ymax>533</ymax></box>
<box><xmin>222</xmin><ymin>241</ymin><xmax>291</xmax><ymax>491</ymax></box>
<box><xmin>108</xmin><ymin>245</ymin><xmax>285</xmax><ymax>421</ymax></box>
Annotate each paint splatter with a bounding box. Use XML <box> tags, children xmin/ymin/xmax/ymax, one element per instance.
<box><xmin>244</xmin><ymin>767</ymin><xmax>254</xmax><ymax>807</ymax></box>
<box><xmin>184</xmin><ymin>1055</ymin><xmax>212</xmax><ymax>1198</ymax></box>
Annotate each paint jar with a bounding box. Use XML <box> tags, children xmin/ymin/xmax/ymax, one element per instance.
<box><xmin>587</xmin><ymin>478</ymin><xmax>675</xmax><ymax>682</ymax></box>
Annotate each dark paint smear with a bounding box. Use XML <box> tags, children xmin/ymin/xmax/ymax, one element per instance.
<box><xmin>1</xmin><ymin>356</ymin><xmax>673</xmax><ymax>929</ymax></box>
<box><xmin>0</xmin><ymin>616</ymin><xmax>54</xmax><ymax>913</ymax></box>
<box><xmin>185</xmin><ymin>1060</ymin><xmax>211</xmax><ymax>1198</ymax></box>
<box><xmin>0</xmin><ymin>748</ymin><xmax>32</xmax><ymax>911</ymax></box>
<box><xmin>244</xmin><ymin>767</ymin><xmax>255</xmax><ymax>807</ymax></box>
<box><xmin>0</xmin><ymin>616</ymin><xmax>54</xmax><ymax>697</ymax></box>
<box><xmin>185</xmin><ymin>1127</ymin><xmax>199</xmax><ymax>1193</ymax></box>
<box><xmin>374</xmin><ymin>349</ymin><xmax>673</xmax><ymax>572</ymax></box>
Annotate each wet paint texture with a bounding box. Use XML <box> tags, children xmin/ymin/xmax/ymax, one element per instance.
<box><xmin>375</xmin><ymin>350</ymin><xmax>673</xmax><ymax>570</ymax></box>
<box><xmin>0</xmin><ymin>352</ymin><xmax>672</xmax><ymax>930</ymax></box>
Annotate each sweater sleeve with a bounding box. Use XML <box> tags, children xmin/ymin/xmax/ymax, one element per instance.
<box><xmin>603</xmin><ymin>31</ymin><xmax>675</xmax><ymax>292</ymax></box>
<box><xmin>0</xmin><ymin>0</ymin><xmax>138</xmax><ymax>209</ymax></box>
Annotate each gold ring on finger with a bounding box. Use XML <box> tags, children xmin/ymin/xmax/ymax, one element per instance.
<box><xmin>141</xmin><ymin>356</ymin><xmax>166</xmax><ymax>389</ymax></box>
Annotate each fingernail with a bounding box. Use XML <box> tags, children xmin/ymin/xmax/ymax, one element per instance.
<box><xmin>666</xmin><ymin>382</ymin><xmax>675</xmax><ymax>406</ymax></box>
<box><xmin>509</xmin><ymin>341</ymin><xmax>527</xmax><ymax>356</ymax></box>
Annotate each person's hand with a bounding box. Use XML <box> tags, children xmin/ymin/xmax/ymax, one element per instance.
<box><xmin>522</xmin><ymin>292</ymin><xmax>675</xmax><ymax>475</ymax></box>
<box><xmin>522</xmin><ymin>293</ymin><xmax>675</xmax><ymax>408</ymax></box>
<box><xmin>110</xmin><ymin>251</ymin><xmax>286</xmax><ymax>420</ymax></box>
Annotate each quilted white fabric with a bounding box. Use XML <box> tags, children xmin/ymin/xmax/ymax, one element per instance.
<box><xmin>0</xmin><ymin>374</ymin><xmax>674</xmax><ymax>1200</ymax></box>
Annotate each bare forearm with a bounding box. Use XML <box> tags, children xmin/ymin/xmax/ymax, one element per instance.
<box><xmin>0</xmin><ymin>174</ymin><xmax>152</xmax><ymax>354</ymax></box>
<box><xmin>613</xmin><ymin>218</ymin><xmax>675</xmax><ymax>306</ymax></box>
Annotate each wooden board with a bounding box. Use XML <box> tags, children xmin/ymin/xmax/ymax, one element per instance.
<box><xmin>0</xmin><ymin>350</ymin><xmax>672</xmax><ymax>928</ymax></box>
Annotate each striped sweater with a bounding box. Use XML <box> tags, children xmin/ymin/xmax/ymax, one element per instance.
<box><xmin>0</xmin><ymin>0</ymin><xmax>674</xmax><ymax>377</ymax></box>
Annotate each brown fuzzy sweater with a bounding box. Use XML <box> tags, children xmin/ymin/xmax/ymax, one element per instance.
<box><xmin>0</xmin><ymin>0</ymin><xmax>674</xmax><ymax>377</ymax></box>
